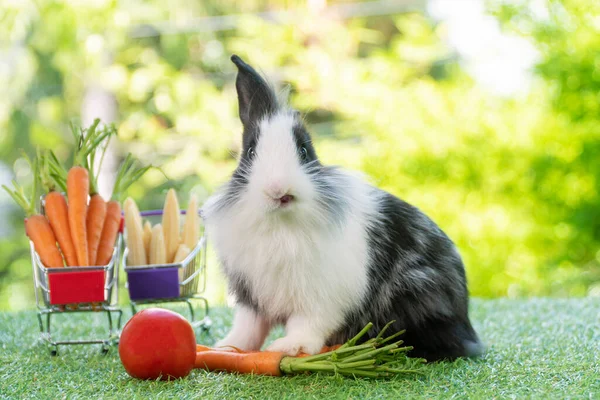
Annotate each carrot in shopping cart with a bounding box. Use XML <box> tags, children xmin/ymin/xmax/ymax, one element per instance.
<box><xmin>39</xmin><ymin>152</ymin><xmax>78</xmax><ymax>267</ymax></box>
<box><xmin>67</xmin><ymin>166</ymin><xmax>90</xmax><ymax>266</ymax></box>
<box><xmin>25</xmin><ymin>215</ymin><xmax>65</xmax><ymax>268</ymax></box>
<box><xmin>73</xmin><ymin>120</ymin><xmax>117</xmax><ymax>266</ymax></box>
<box><xmin>96</xmin><ymin>200</ymin><xmax>121</xmax><ymax>266</ymax></box>
<box><xmin>44</xmin><ymin>191</ymin><xmax>78</xmax><ymax>266</ymax></box>
<box><xmin>44</xmin><ymin>144</ymin><xmax>112</xmax><ymax>267</ymax></box>
<box><xmin>86</xmin><ymin>193</ymin><xmax>107</xmax><ymax>265</ymax></box>
<box><xmin>83</xmin><ymin>124</ymin><xmax>115</xmax><ymax>265</ymax></box>
<box><xmin>66</xmin><ymin>119</ymin><xmax>109</xmax><ymax>266</ymax></box>
<box><xmin>2</xmin><ymin>157</ymin><xmax>64</xmax><ymax>268</ymax></box>
<box><xmin>67</xmin><ymin>120</ymin><xmax>134</xmax><ymax>266</ymax></box>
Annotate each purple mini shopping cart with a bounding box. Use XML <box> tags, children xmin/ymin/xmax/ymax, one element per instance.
<box><xmin>122</xmin><ymin>209</ymin><xmax>211</xmax><ymax>331</ymax></box>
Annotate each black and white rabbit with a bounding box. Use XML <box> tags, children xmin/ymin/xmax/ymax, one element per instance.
<box><xmin>202</xmin><ymin>55</ymin><xmax>484</xmax><ymax>361</ymax></box>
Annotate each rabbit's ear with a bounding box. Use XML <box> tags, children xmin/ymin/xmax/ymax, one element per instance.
<box><xmin>231</xmin><ymin>55</ymin><xmax>278</xmax><ymax>128</ymax></box>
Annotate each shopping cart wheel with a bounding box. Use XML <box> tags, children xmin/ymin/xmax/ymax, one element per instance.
<box><xmin>50</xmin><ymin>348</ymin><xmax>58</xmax><ymax>357</ymax></box>
<box><xmin>101</xmin><ymin>346</ymin><xmax>110</xmax><ymax>355</ymax></box>
<box><xmin>201</xmin><ymin>317</ymin><xmax>212</xmax><ymax>332</ymax></box>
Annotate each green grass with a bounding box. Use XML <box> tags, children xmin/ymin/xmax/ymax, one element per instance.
<box><xmin>1</xmin><ymin>298</ymin><xmax>599</xmax><ymax>399</ymax></box>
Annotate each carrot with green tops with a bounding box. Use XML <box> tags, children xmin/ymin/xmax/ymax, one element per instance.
<box><xmin>25</xmin><ymin>215</ymin><xmax>65</xmax><ymax>268</ymax></box>
<box><xmin>67</xmin><ymin>166</ymin><xmax>90</xmax><ymax>266</ymax></box>
<box><xmin>45</xmin><ymin>191</ymin><xmax>78</xmax><ymax>266</ymax></box>
<box><xmin>95</xmin><ymin>200</ymin><xmax>121</xmax><ymax>266</ymax></box>
<box><xmin>67</xmin><ymin>119</ymin><xmax>115</xmax><ymax>266</ymax></box>
<box><xmin>2</xmin><ymin>157</ymin><xmax>64</xmax><ymax>268</ymax></box>
<box><xmin>38</xmin><ymin>151</ymin><xmax>78</xmax><ymax>267</ymax></box>
<box><xmin>194</xmin><ymin>323</ymin><xmax>425</xmax><ymax>378</ymax></box>
<box><xmin>82</xmin><ymin>121</ymin><xmax>115</xmax><ymax>265</ymax></box>
<box><xmin>86</xmin><ymin>193</ymin><xmax>106</xmax><ymax>265</ymax></box>
<box><xmin>59</xmin><ymin>121</ymin><xmax>118</xmax><ymax>266</ymax></box>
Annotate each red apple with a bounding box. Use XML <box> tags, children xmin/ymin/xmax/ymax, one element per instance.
<box><xmin>119</xmin><ymin>308</ymin><xmax>196</xmax><ymax>380</ymax></box>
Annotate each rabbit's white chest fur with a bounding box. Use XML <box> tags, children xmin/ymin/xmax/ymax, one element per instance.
<box><xmin>204</xmin><ymin>174</ymin><xmax>376</xmax><ymax>332</ymax></box>
<box><xmin>209</xmin><ymin>209</ymin><xmax>369</xmax><ymax>323</ymax></box>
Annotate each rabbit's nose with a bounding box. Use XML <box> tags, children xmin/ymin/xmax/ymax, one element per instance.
<box><xmin>265</xmin><ymin>181</ymin><xmax>290</xmax><ymax>200</ymax></box>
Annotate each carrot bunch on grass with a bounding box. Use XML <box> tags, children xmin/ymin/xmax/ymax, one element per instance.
<box><xmin>194</xmin><ymin>321</ymin><xmax>426</xmax><ymax>378</ymax></box>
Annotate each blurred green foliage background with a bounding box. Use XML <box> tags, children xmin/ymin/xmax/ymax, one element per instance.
<box><xmin>0</xmin><ymin>0</ymin><xmax>599</xmax><ymax>311</ymax></box>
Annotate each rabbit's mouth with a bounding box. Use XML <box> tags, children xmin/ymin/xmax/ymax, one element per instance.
<box><xmin>267</xmin><ymin>193</ymin><xmax>296</xmax><ymax>210</ymax></box>
<box><xmin>279</xmin><ymin>194</ymin><xmax>294</xmax><ymax>205</ymax></box>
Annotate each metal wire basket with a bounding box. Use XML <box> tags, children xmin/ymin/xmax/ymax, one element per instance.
<box><xmin>122</xmin><ymin>209</ymin><xmax>211</xmax><ymax>331</ymax></box>
<box><xmin>31</xmin><ymin>234</ymin><xmax>123</xmax><ymax>355</ymax></box>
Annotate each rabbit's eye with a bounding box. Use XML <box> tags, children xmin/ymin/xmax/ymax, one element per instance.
<box><xmin>300</xmin><ymin>146</ymin><xmax>308</xmax><ymax>161</ymax></box>
<box><xmin>247</xmin><ymin>147</ymin><xmax>256</xmax><ymax>160</ymax></box>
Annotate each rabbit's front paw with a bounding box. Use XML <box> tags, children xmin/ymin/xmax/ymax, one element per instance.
<box><xmin>266</xmin><ymin>335</ymin><xmax>324</xmax><ymax>356</ymax></box>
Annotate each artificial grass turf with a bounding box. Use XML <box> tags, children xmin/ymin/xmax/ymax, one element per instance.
<box><xmin>0</xmin><ymin>298</ymin><xmax>598</xmax><ymax>400</ymax></box>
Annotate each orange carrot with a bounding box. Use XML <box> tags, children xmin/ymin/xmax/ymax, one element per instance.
<box><xmin>194</xmin><ymin>350</ymin><xmax>284</xmax><ymax>376</ymax></box>
<box><xmin>67</xmin><ymin>166</ymin><xmax>89</xmax><ymax>266</ymax></box>
<box><xmin>44</xmin><ymin>191</ymin><xmax>78</xmax><ymax>267</ymax></box>
<box><xmin>193</xmin><ymin>323</ymin><xmax>422</xmax><ymax>378</ymax></box>
<box><xmin>96</xmin><ymin>200</ymin><xmax>121</xmax><ymax>266</ymax></box>
<box><xmin>63</xmin><ymin>120</ymin><xmax>118</xmax><ymax>265</ymax></box>
<box><xmin>3</xmin><ymin>156</ymin><xmax>64</xmax><ymax>268</ymax></box>
<box><xmin>25</xmin><ymin>215</ymin><xmax>64</xmax><ymax>268</ymax></box>
<box><xmin>86</xmin><ymin>193</ymin><xmax>107</xmax><ymax>265</ymax></box>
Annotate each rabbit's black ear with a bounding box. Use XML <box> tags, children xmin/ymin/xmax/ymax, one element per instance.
<box><xmin>231</xmin><ymin>55</ymin><xmax>278</xmax><ymax>127</ymax></box>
